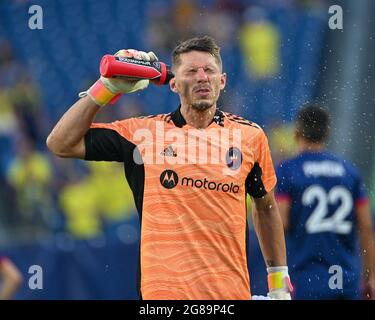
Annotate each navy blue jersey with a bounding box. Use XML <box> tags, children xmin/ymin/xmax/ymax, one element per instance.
<box><xmin>276</xmin><ymin>151</ymin><xmax>368</xmax><ymax>299</ymax></box>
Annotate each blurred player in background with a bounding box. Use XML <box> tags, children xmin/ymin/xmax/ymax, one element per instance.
<box><xmin>0</xmin><ymin>255</ymin><xmax>23</xmax><ymax>300</ymax></box>
<box><xmin>276</xmin><ymin>104</ymin><xmax>375</xmax><ymax>299</ymax></box>
<box><xmin>46</xmin><ymin>36</ymin><xmax>292</xmax><ymax>299</ymax></box>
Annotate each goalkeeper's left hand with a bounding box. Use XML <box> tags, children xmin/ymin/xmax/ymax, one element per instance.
<box><xmin>267</xmin><ymin>266</ymin><xmax>293</xmax><ymax>300</ymax></box>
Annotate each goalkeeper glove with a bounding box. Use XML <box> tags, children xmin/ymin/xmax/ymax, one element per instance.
<box><xmin>80</xmin><ymin>49</ymin><xmax>158</xmax><ymax>107</ymax></box>
<box><xmin>267</xmin><ymin>266</ymin><xmax>293</xmax><ymax>300</ymax></box>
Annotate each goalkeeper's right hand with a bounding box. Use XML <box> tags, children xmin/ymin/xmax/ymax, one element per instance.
<box><xmin>80</xmin><ymin>49</ymin><xmax>158</xmax><ymax>107</ymax></box>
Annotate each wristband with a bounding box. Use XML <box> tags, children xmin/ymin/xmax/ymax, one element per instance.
<box><xmin>267</xmin><ymin>266</ymin><xmax>293</xmax><ymax>292</ymax></box>
<box><xmin>79</xmin><ymin>80</ymin><xmax>121</xmax><ymax>107</ymax></box>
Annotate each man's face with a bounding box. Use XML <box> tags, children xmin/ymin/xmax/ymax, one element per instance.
<box><xmin>170</xmin><ymin>51</ymin><xmax>226</xmax><ymax>111</ymax></box>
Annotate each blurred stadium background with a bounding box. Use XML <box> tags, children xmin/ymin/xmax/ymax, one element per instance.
<box><xmin>0</xmin><ymin>0</ymin><xmax>374</xmax><ymax>299</ymax></box>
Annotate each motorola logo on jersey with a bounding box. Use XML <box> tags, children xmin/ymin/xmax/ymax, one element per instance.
<box><xmin>160</xmin><ymin>170</ymin><xmax>240</xmax><ymax>193</ymax></box>
<box><xmin>181</xmin><ymin>177</ymin><xmax>240</xmax><ymax>193</ymax></box>
<box><xmin>160</xmin><ymin>170</ymin><xmax>179</xmax><ymax>189</ymax></box>
<box><xmin>226</xmin><ymin>147</ymin><xmax>242</xmax><ymax>170</ymax></box>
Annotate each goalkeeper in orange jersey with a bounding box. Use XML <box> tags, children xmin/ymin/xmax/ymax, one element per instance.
<box><xmin>47</xmin><ymin>36</ymin><xmax>292</xmax><ymax>299</ymax></box>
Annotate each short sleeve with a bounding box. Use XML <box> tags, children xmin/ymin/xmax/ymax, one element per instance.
<box><xmin>246</xmin><ymin>129</ymin><xmax>277</xmax><ymax>198</ymax></box>
<box><xmin>84</xmin><ymin>121</ymin><xmax>136</xmax><ymax>162</ymax></box>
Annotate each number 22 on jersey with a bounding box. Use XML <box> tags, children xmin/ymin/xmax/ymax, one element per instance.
<box><xmin>303</xmin><ymin>185</ymin><xmax>353</xmax><ymax>234</ymax></box>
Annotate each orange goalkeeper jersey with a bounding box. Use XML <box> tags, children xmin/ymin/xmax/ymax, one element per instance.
<box><xmin>84</xmin><ymin>107</ymin><xmax>277</xmax><ymax>300</ymax></box>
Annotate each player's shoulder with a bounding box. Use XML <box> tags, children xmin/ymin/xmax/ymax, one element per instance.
<box><xmin>279</xmin><ymin>151</ymin><xmax>337</xmax><ymax>169</ymax></box>
<box><xmin>279</xmin><ymin>151</ymin><xmax>363</xmax><ymax>179</ymax></box>
<box><xmin>276</xmin><ymin>154</ymin><xmax>299</xmax><ymax>172</ymax></box>
<box><xmin>91</xmin><ymin>113</ymin><xmax>171</xmax><ymax>138</ymax></box>
<box><xmin>129</xmin><ymin>112</ymin><xmax>171</xmax><ymax>122</ymax></box>
<box><xmin>222</xmin><ymin>111</ymin><xmax>262</xmax><ymax>130</ymax></box>
<box><xmin>276</xmin><ymin>151</ymin><xmax>321</xmax><ymax>176</ymax></box>
<box><xmin>222</xmin><ymin>112</ymin><xmax>267</xmax><ymax>142</ymax></box>
<box><xmin>116</xmin><ymin>112</ymin><xmax>173</xmax><ymax>127</ymax></box>
<box><xmin>327</xmin><ymin>152</ymin><xmax>363</xmax><ymax>179</ymax></box>
<box><xmin>280</xmin><ymin>147</ymin><xmax>318</xmax><ymax>165</ymax></box>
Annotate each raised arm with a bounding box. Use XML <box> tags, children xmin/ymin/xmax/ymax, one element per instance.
<box><xmin>46</xmin><ymin>49</ymin><xmax>157</xmax><ymax>159</ymax></box>
<box><xmin>46</xmin><ymin>96</ymin><xmax>99</xmax><ymax>159</ymax></box>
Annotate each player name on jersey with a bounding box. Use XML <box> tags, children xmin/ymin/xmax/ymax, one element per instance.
<box><xmin>303</xmin><ymin>160</ymin><xmax>345</xmax><ymax>177</ymax></box>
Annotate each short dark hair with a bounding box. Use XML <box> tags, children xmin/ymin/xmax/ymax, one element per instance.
<box><xmin>296</xmin><ymin>103</ymin><xmax>330</xmax><ymax>143</ymax></box>
<box><xmin>172</xmin><ymin>36</ymin><xmax>222</xmax><ymax>70</ymax></box>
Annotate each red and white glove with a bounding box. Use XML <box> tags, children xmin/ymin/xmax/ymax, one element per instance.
<box><xmin>79</xmin><ymin>49</ymin><xmax>158</xmax><ymax>107</ymax></box>
<box><xmin>267</xmin><ymin>266</ymin><xmax>293</xmax><ymax>300</ymax></box>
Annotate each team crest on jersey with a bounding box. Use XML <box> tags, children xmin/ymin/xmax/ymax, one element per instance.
<box><xmin>226</xmin><ymin>147</ymin><xmax>242</xmax><ymax>170</ymax></box>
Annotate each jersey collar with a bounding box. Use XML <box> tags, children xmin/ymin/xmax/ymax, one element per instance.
<box><xmin>170</xmin><ymin>106</ymin><xmax>225</xmax><ymax>128</ymax></box>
